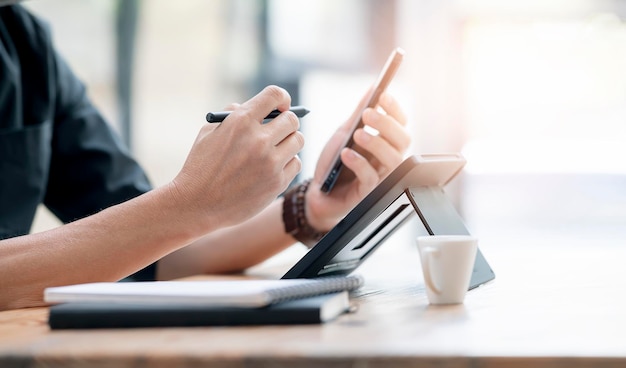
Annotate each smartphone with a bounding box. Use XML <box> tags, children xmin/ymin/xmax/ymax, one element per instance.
<box><xmin>320</xmin><ymin>47</ymin><xmax>405</xmax><ymax>193</ymax></box>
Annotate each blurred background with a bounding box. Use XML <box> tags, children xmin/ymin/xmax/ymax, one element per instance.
<box><xmin>25</xmin><ymin>0</ymin><xmax>626</xmax><ymax>261</ymax></box>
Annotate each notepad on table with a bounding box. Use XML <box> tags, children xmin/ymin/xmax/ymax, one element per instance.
<box><xmin>44</xmin><ymin>274</ymin><xmax>364</xmax><ymax>308</ymax></box>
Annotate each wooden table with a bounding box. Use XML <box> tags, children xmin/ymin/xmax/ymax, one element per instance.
<box><xmin>2</xmin><ymin>236</ymin><xmax>626</xmax><ymax>368</ymax></box>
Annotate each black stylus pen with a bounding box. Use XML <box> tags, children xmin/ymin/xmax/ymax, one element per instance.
<box><xmin>206</xmin><ymin>106</ymin><xmax>310</xmax><ymax>123</ymax></box>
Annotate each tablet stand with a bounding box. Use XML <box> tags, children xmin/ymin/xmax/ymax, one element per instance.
<box><xmin>405</xmin><ymin>186</ymin><xmax>495</xmax><ymax>289</ymax></box>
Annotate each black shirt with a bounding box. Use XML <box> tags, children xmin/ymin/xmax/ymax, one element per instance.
<box><xmin>0</xmin><ymin>5</ymin><xmax>155</xmax><ymax>280</ymax></box>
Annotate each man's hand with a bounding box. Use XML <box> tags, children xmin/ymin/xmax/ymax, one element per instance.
<box><xmin>307</xmin><ymin>91</ymin><xmax>411</xmax><ymax>231</ymax></box>
<box><xmin>169</xmin><ymin>85</ymin><xmax>305</xmax><ymax>232</ymax></box>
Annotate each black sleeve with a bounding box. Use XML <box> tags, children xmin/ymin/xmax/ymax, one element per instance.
<box><xmin>44</xmin><ymin>54</ymin><xmax>152</xmax><ymax>222</ymax></box>
<box><xmin>18</xmin><ymin>7</ymin><xmax>157</xmax><ymax>280</ymax></box>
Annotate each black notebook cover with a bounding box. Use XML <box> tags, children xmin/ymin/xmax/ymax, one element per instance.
<box><xmin>48</xmin><ymin>291</ymin><xmax>350</xmax><ymax>329</ymax></box>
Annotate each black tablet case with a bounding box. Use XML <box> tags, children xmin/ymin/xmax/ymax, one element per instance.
<box><xmin>48</xmin><ymin>292</ymin><xmax>349</xmax><ymax>329</ymax></box>
<box><xmin>282</xmin><ymin>154</ymin><xmax>495</xmax><ymax>290</ymax></box>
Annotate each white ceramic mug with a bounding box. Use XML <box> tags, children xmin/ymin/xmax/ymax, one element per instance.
<box><xmin>416</xmin><ymin>235</ymin><xmax>478</xmax><ymax>305</ymax></box>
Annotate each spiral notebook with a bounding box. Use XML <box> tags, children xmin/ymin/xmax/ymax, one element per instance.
<box><xmin>44</xmin><ymin>275</ymin><xmax>364</xmax><ymax>308</ymax></box>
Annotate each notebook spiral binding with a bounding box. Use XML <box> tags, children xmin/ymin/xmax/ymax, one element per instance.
<box><xmin>264</xmin><ymin>275</ymin><xmax>364</xmax><ymax>305</ymax></box>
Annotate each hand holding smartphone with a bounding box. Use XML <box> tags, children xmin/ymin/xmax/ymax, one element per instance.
<box><xmin>320</xmin><ymin>47</ymin><xmax>405</xmax><ymax>193</ymax></box>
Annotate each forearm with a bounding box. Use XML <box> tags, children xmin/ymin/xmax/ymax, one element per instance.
<box><xmin>0</xmin><ymin>184</ymin><xmax>207</xmax><ymax>310</ymax></box>
<box><xmin>0</xmin><ymin>85</ymin><xmax>305</xmax><ymax>311</ymax></box>
<box><xmin>156</xmin><ymin>199</ymin><xmax>296</xmax><ymax>279</ymax></box>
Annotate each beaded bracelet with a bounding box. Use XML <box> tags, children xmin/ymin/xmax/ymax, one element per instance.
<box><xmin>282</xmin><ymin>179</ymin><xmax>327</xmax><ymax>248</ymax></box>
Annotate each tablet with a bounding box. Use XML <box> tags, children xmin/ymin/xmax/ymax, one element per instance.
<box><xmin>282</xmin><ymin>154</ymin><xmax>496</xmax><ymax>290</ymax></box>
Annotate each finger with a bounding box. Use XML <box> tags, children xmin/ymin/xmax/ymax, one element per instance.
<box><xmin>340</xmin><ymin>148</ymin><xmax>379</xmax><ymax>194</ymax></box>
<box><xmin>237</xmin><ymin>85</ymin><xmax>292</xmax><ymax>123</ymax></box>
<box><xmin>282</xmin><ymin>155</ymin><xmax>303</xmax><ymax>188</ymax></box>
<box><xmin>377</xmin><ymin>92</ymin><xmax>407</xmax><ymax>126</ymax></box>
<box><xmin>275</xmin><ymin>131</ymin><xmax>305</xmax><ymax>164</ymax></box>
<box><xmin>267</xmin><ymin>111</ymin><xmax>301</xmax><ymax>146</ymax></box>
<box><xmin>353</xmin><ymin>128</ymin><xmax>404</xmax><ymax>175</ymax></box>
<box><xmin>362</xmin><ymin>108</ymin><xmax>411</xmax><ymax>153</ymax></box>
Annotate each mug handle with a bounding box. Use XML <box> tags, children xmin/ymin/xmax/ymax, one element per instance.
<box><xmin>422</xmin><ymin>247</ymin><xmax>442</xmax><ymax>295</ymax></box>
